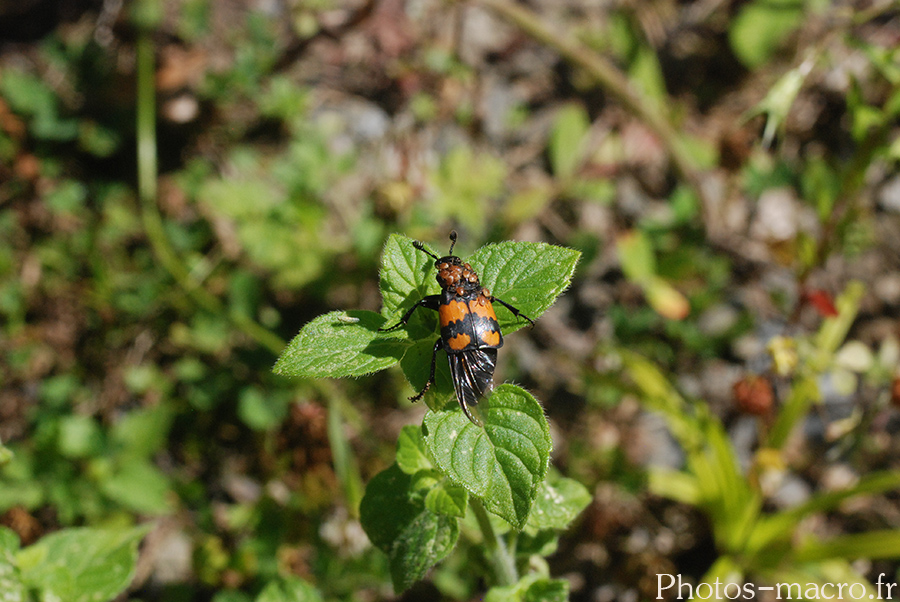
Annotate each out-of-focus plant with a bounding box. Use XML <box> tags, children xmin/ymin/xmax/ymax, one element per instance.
<box><xmin>622</xmin><ymin>281</ymin><xmax>900</xmax><ymax>593</ymax></box>
<box><xmin>0</xmin><ymin>525</ymin><xmax>149</xmax><ymax>602</ymax></box>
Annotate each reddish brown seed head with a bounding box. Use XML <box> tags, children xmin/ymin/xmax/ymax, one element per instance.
<box><xmin>733</xmin><ymin>374</ymin><xmax>774</xmax><ymax>416</ymax></box>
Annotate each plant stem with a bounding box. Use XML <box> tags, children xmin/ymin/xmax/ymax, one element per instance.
<box><xmin>470</xmin><ymin>0</ymin><xmax>708</xmax><ymax>204</ymax></box>
<box><xmin>470</xmin><ymin>497</ymin><xmax>518</xmax><ymax>587</ymax></box>
<box><xmin>326</xmin><ymin>390</ymin><xmax>365</xmax><ymax>517</ymax></box>
<box><xmin>135</xmin><ymin>31</ymin><xmax>285</xmax><ymax>356</ymax></box>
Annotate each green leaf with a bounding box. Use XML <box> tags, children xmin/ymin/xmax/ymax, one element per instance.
<box><xmin>238</xmin><ymin>386</ymin><xmax>287</xmax><ymax>431</ymax></box>
<box><xmin>423</xmin><ymin>385</ymin><xmax>551</xmax><ymax>529</ymax></box>
<box><xmin>101</xmin><ymin>459</ymin><xmax>172</xmax><ymax>514</ymax></box>
<box><xmin>629</xmin><ymin>43</ymin><xmax>667</xmax><ymax>111</ymax></box>
<box><xmin>485</xmin><ymin>574</ymin><xmax>570</xmax><ymax>602</ymax></box>
<box><xmin>648</xmin><ymin>468</ymin><xmax>702</xmax><ymax>505</ymax></box>
<box><xmin>432</xmin><ymin>147</ymin><xmax>507</xmax><ymax>234</ymax></box>
<box><xmin>745</xmin><ymin>57</ymin><xmax>814</xmax><ymax>146</ymax></box>
<box><xmin>728</xmin><ymin>0</ymin><xmax>805</xmax><ymax>68</ymax></box>
<box><xmin>549</xmin><ymin>104</ymin><xmax>590</xmax><ymax>180</ymax></box>
<box><xmin>273</xmin><ymin>310</ymin><xmax>404</xmax><ymax>378</ymax></box>
<box><xmin>396</xmin><ymin>425</ymin><xmax>433</xmax><ymax>474</ymax></box>
<box><xmin>468</xmin><ymin>241</ymin><xmax>580</xmax><ymax>335</ymax></box>
<box><xmin>424</xmin><ymin>481</ymin><xmax>468</xmax><ymax>518</ymax></box>
<box><xmin>0</xmin><ymin>69</ymin><xmax>56</xmax><ymax>116</ymax></box>
<box><xmin>381</xmin><ymin>234</ymin><xmax>580</xmax><ymax>333</ymax></box>
<box><xmin>525</xmin><ymin>476</ymin><xmax>591</xmax><ymax>533</ymax></box>
<box><xmin>618</xmin><ymin>231</ymin><xmax>691</xmax><ymax>320</ymax></box>
<box><xmin>794</xmin><ymin>530</ymin><xmax>900</xmax><ymax>563</ymax></box>
<box><xmin>327</xmin><ymin>397</ymin><xmax>364</xmax><ymax>513</ymax></box>
<box><xmin>617</xmin><ymin>230</ymin><xmax>656</xmax><ymax>283</ymax></box>
<box><xmin>812</xmin><ymin>281</ymin><xmax>865</xmax><ymax>365</ymax></box>
<box><xmin>360</xmin><ymin>464</ymin><xmax>459</xmax><ymax>593</ymax></box>
<box><xmin>256</xmin><ymin>576</ymin><xmax>324</xmax><ymax>602</ymax></box>
<box><xmin>398</xmin><ymin>337</ymin><xmax>454</xmax><ymax>410</ymax></box>
<box><xmin>57</xmin><ymin>415</ymin><xmax>103</xmax><ymax>459</ymax></box>
<box><xmin>0</xmin><ymin>529</ymin><xmax>19</xmax><ymax>555</ymax></box>
<box><xmin>16</xmin><ymin>525</ymin><xmax>150</xmax><ymax>602</ymax></box>
<box><xmin>110</xmin><ymin>404</ymin><xmax>173</xmax><ymax>457</ymax></box>
<box><xmin>748</xmin><ymin>471</ymin><xmax>900</xmax><ymax>554</ymax></box>
<box><xmin>0</xmin><ymin>529</ymin><xmax>26</xmax><ymax>602</ymax></box>
<box><xmin>766</xmin><ymin>374</ymin><xmax>820</xmax><ymax>450</ymax></box>
<box><xmin>379</xmin><ymin>233</ymin><xmax>440</xmax><ymax>322</ymax></box>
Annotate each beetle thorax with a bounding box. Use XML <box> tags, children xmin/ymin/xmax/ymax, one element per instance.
<box><xmin>435</xmin><ymin>256</ymin><xmax>481</xmax><ymax>297</ymax></box>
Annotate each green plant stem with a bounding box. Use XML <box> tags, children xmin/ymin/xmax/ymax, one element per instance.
<box><xmin>470</xmin><ymin>0</ymin><xmax>706</xmax><ymax>204</ymax></box>
<box><xmin>135</xmin><ymin>31</ymin><xmax>285</xmax><ymax>356</ymax></box>
<box><xmin>470</xmin><ymin>496</ymin><xmax>518</xmax><ymax>587</ymax></box>
<box><xmin>326</xmin><ymin>391</ymin><xmax>365</xmax><ymax>517</ymax></box>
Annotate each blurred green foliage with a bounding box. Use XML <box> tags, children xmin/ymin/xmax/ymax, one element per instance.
<box><xmin>0</xmin><ymin>0</ymin><xmax>898</xmax><ymax>600</ymax></box>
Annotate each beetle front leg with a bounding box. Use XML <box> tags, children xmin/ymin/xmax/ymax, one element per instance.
<box><xmin>379</xmin><ymin>295</ymin><xmax>441</xmax><ymax>332</ymax></box>
<box><xmin>409</xmin><ymin>338</ymin><xmax>442</xmax><ymax>403</ymax></box>
<box><xmin>491</xmin><ymin>296</ymin><xmax>535</xmax><ymax>327</ymax></box>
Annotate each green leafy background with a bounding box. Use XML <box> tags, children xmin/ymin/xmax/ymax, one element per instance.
<box><xmin>1</xmin><ymin>0</ymin><xmax>899</xmax><ymax>600</ymax></box>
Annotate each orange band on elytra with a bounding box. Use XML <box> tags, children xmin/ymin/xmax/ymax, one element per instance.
<box><xmin>439</xmin><ymin>299</ymin><xmax>469</xmax><ymax>327</ymax></box>
<box><xmin>446</xmin><ymin>332</ymin><xmax>472</xmax><ymax>350</ymax></box>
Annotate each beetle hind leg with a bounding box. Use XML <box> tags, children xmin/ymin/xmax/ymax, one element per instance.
<box><xmin>409</xmin><ymin>338</ymin><xmax>442</xmax><ymax>403</ymax></box>
<box><xmin>379</xmin><ymin>295</ymin><xmax>441</xmax><ymax>332</ymax></box>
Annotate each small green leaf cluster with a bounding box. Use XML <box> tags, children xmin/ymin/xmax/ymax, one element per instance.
<box><xmin>729</xmin><ymin>0</ymin><xmax>807</xmax><ymax>68</ymax></box>
<box><xmin>0</xmin><ymin>397</ymin><xmax>174</xmax><ymax>522</ymax></box>
<box><xmin>276</xmin><ymin>234</ymin><xmax>587</xmax><ymax>594</ymax></box>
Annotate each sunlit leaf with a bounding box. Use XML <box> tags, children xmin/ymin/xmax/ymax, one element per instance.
<box><xmin>423</xmin><ymin>385</ymin><xmax>551</xmax><ymax>528</ymax></box>
<box><xmin>360</xmin><ymin>464</ymin><xmax>459</xmax><ymax>592</ymax></box>
<box><xmin>274</xmin><ymin>310</ymin><xmax>404</xmax><ymax>378</ymax></box>
<box><xmin>16</xmin><ymin>526</ymin><xmax>150</xmax><ymax>602</ymax></box>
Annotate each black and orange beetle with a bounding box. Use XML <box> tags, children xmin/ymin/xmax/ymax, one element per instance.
<box><xmin>380</xmin><ymin>231</ymin><xmax>534</xmax><ymax>424</ymax></box>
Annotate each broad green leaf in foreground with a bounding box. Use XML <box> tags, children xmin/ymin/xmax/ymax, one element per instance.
<box><xmin>423</xmin><ymin>385</ymin><xmax>551</xmax><ymax>528</ymax></box>
<box><xmin>379</xmin><ymin>233</ymin><xmax>441</xmax><ymax>322</ymax></box>
<box><xmin>469</xmin><ymin>241</ymin><xmax>580</xmax><ymax>334</ymax></box>
<box><xmin>16</xmin><ymin>525</ymin><xmax>150</xmax><ymax>602</ymax></box>
<box><xmin>395</xmin><ymin>426</ymin><xmax>468</xmax><ymax>518</ymax></box>
<box><xmin>273</xmin><ymin>310</ymin><xmax>403</xmax><ymax>378</ymax></box>
<box><xmin>360</xmin><ymin>463</ymin><xmax>459</xmax><ymax>592</ymax></box>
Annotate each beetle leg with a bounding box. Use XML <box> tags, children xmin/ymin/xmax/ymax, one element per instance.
<box><xmin>490</xmin><ymin>297</ymin><xmax>535</xmax><ymax>328</ymax></box>
<box><xmin>379</xmin><ymin>295</ymin><xmax>441</xmax><ymax>331</ymax></box>
<box><xmin>409</xmin><ymin>338</ymin><xmax>442</xmax><ymax>403</ymax></box>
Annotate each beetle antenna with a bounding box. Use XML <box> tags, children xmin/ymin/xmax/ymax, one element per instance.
<box><xmin>413</xmin><ymin>240</ymin><xmax>440</xmax><ymax>261</ymax></box>
<box><xmin>448</xmin><ymin>230</ymin><xmax>458</xmax><ymax>255</ymax></box>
